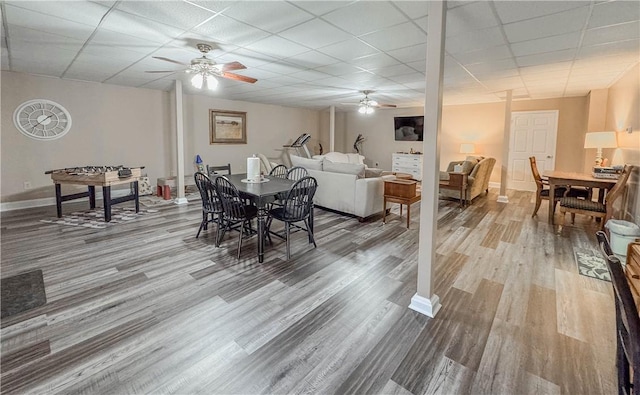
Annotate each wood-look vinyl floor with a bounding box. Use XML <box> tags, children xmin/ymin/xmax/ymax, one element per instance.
<box><xmin>0</xmin><ymin>189</ymin><xmax>615</xmax><ymax>394</ymax></box>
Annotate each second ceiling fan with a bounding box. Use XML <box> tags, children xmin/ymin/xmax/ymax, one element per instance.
<box><xmin>341</xmin><ymin>90</ymin><xmax>397</xmax><ymax>114</ymax></box>
<box><xmin>146</xmin><ymin>43</ymin><xmax>257</xmax><ymax>89</ymax></box>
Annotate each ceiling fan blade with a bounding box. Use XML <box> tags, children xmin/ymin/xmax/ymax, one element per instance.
<box><xmin>216</xmin><ymin>61</ymin><xmax>247</xmax><ymax>72</ymax></box>
<box><xmin>145</xmin><ymin>70</ymin><xmax>176</xmax><ymax>73</ymax></box>
<box><xmin>222</xmin><ymin>72</ymin><xmax>257</xmax><ymax>84</ymax></box>
<box><xmin>152</xmin><ymin>56</ymin><xmax>188</xmax><ymax>66</ymax></box>
<box><xmin>339</xmin><ymin>103</ymin><xmax>360</xmax><ymax>106</ymax></box>
<box><xmin>377</xmin><ymin>104</ymin><xmax>397</xmax><ymax>108</ymax></box>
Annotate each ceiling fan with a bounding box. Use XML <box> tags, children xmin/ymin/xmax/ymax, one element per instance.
<box><xmin>146</xmin><ymin>43</ymin><xmax>257</xmax><ymax>89</ymax></box>
<box><xmin>341</xmin><ymin>90</ymin><xmax>397</xmax><ymax>114</ymax></box>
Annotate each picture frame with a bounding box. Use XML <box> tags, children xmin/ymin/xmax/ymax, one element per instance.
<box><xmin>209</xmin><ymin>110</ymin><xmax>247</xmax><ymax>144</ymax></box>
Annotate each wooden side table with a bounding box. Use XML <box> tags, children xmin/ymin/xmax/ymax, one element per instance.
<box><xmin>439</xmin><ymin>172</ymin><xmax>468</xmax><ymax>207</ymax></box>
<box><xmin>383</xmin><ymin>179</ymin><xmax>421</xmax><ymax>228</ymax></box>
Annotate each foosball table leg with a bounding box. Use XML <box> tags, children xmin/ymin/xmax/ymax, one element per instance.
<box><xmin>88</xmin><ymin>186</ymin><xmax>96</xmax><ymax>209</ymax></box>
<box><xmin>103</xmin><ymin>186</ymin><xmax>111</xmax><ymax>222</ymax></box>
<box><xmin>55</xmin><ymin>183</ymin><xmax>62</xmax><ymax>218</ymax></box>
<box><xmin>133</xmin><ymin>181</ymin><xmax>139</xmax><ymax>213</ymax></box>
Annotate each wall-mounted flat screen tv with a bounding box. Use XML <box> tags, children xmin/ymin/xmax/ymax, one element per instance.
<box><xmin>394</xmin><ymin>116</ymin><xmax>424</xmax><ymax>141</ymax></box>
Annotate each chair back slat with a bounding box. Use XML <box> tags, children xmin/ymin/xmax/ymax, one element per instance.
<box><xmin>269</xmin><ymin>164</ymin><xmax>288</xmax><ymax>178</ymax></box>
<box><xmin>282</xmin><ymin>176</ymin><xmax>317</xmax><ymax>221</ymax></box>
<box><xmin>529</xmin><ymin>156</ymin><xmax>544</xmax><ymax>191</ymax></box>
<box><xmin>194</xmin><ymin>172</ymin><xmax>221</xmax><ymax>213</ymax></box>
<box><xmin>605</xmin><ymin>165</ymin><xmax>634</xmax><ymax>205</ymax></box>
<box><xmin>215</xmin><ymin>176</ymin><xmax>247</xmax><ymax>222</ymax></box>
<box><xmin>287</xmin><ymin>166</ymin><xmax>309</xmax><ymax>181</ymax></box>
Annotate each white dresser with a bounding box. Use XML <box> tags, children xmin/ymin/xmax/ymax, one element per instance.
<box><xmin>392</xmin><ymin>153</ymin><xmax>423</xmax><ymax>181</ymax></box>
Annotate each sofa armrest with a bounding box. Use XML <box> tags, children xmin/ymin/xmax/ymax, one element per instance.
<box><xmin>354</xmin><ymin>176</ymin><xmax>391</xmax><ymax>218</ymax></box>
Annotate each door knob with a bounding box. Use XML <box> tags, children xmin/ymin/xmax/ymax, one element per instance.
<box><xmin>547</xmin><ymin>155</ymin><xmax>553</xmax><ymax>158</ymax></box>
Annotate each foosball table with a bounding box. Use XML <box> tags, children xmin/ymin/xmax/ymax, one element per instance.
<box><xmin>45</xmin><ymin>166</ymin><xmax>144</xmax><ymax>222</ymax></box>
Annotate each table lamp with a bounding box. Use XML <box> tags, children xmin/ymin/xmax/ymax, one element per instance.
<box><xmin>584</xmin><ymin>131</ymin><xmax>617</xmax><ymax>166</ymax></box>
<box><xmin>460</xmin><ymin>143</ymin><xmax>475</xmax><ymax>155</ymax></box>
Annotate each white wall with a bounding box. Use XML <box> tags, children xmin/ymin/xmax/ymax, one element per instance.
<box><xmin>1</xmin><ymin>71</ymin><xmax>321</xmax><ymax>205</ymax></box>
<box><xmin>183</xmin><ymin>94</ymin><xmax>320</xmax><ymax>171</ymax></box>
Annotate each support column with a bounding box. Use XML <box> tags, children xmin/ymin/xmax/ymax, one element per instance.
<box><xmin>174</xmin><ymin>79</ymin><xmax>188</xmax><ymax>205</ymax></box>
<box><xmin>497</xmin><ymin>89</ymin><xmax>512</xmax><ymax>203</ymax></box>
<box><xmin>329</xmin><ymin>105</ymin><xmax>335</xmax><ymax>152</ymax></box>
<box><xmin>410</xmin><ymin>0</ymin><xmax>446</xmax><ymax>318</ymax></box>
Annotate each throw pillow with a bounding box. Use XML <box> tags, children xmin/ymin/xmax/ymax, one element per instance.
<box><xmin>323</xmin><ymin>152</ymin><xmax>350</xmax><ymax>163</ymax></box>
<box><xmin>459</xmin><ymin>160</ymin><xmax>476</xmax><ymax>174</ymax></box>
<box><xmin>323</xmin><ymin>161</ymin><xmax>365</xmax><ymax>178</ymax></box>
<box><xmin>290</xmin><ymin>155</ymin><xmax>323</xmax><ymax>171</ymax></box>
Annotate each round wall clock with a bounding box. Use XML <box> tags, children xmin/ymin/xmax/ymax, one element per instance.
<box><xmin>13</xmin><ymin>99</ymin><xmax>72</xmax><ymax>140</ymax></box>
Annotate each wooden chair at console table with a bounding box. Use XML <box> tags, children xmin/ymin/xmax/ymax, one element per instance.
<box><xmin>439</xmin><ymin>172</ymin><xmax>468</xmax><ymax>207</ymax></box>
<box><xmin>383</xmin><ymin>179</ymin><xmax>421</xmax><ymax>229</ymax></box>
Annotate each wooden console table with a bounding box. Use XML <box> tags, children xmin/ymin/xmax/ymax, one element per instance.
<box><xmin>439</xmin><ymin>172</ymin><xmax>468</xmax><ymax>207</ymax></box>
<box><xmin>383</xmin><ymin>179</ymin><xmax>421</xmax><ymax>229</ymax></box>
<box><xmin>626</xmin><ymin>241</ymin><xmax>640</xmax><ymax>311</ymax></box>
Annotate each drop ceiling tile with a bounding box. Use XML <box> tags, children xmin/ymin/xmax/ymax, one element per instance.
<box><xmin>116</xmin><ymin>1</ymin><xmax>216</xmax><ymax>30</ymax></box>
<box><xmin>349</xmin><ymin>53</ymin><xmax>399</xmax><ymax>70</ymax></box>
<box><xmin>371</xmin><ymin>63</ymin><xmax>415</xmax><ymax>78</ymax></box>
<box><xmin>322</xmin><ymin>2</ymin><xmax>408</xmax><ymax>36</ymax></box>
<box><xmin>317</xmin><ymin>39</ymin><xmax>379</xmax><ymax>62</ymax></box>
<box><xmin>5</xmin><ymin>6</ymin><xmax>96</xmax><ymax>41</ymax></box>
<box><xmin>6</xmin><ymin>1</ymin><xmax>110</xmax><ymax>26</ymax></box>
<box><xmin>257</xmin><ymin>61</ymin><xmax>303</xmax><ymax>75</ymax></box>
<box><xmin>480</xmin><ymin>76</ymin><xmax>525</xmax><ymax>91</ymax></box>
<box><xmin>511</xmin><ymin>32</ymin><xmax>582</xmax><ymax>57</ymax></box>
<box><xmin>453</xmin><ymin>45</ymin><xmax>513</xmax><ymax>64</ymax></box>
<box><xmin>589</xmin><ymin>0</ymin><xmax>640</xmax><ymax>29</ymax></box>
<box><xmin>503</xmin><ymin>7</ymin><xmax>590</xmax><ymax>43</ymax></box>
<box><xmin>388</xmin><ymin>72</ymin><xmax>425</xmax><ymax>84</ymax></box>
<box><xmin>413</xmin><ymin>16</ymin><xmax>428</xmax><ymax>32</ymax></box>
<box><xmin>89</xmin><ymin>29</ymin><xmax>162</xmax><ymax>55</ymax></box>
<box><xmin>279</xmin><ymin>18</ymin><xmax>351</xmax><ymax>49</ymax></box>
<box><xmin>262</xmin><ymin>75</ymin><xmax>307</xmax><ymax>85</ymax></box>
<box><xmin>494</xmin><ymin>1</ymin><xmax>589</xmax><ymax>24</ymax></box>
<box><xmin>7</xmin><ymin>24</ymin><xmax>85</xmax><ymax>53</ymax></box>
<box><xmin>359</xmin><ymin>22</ymin><xmax>427</xmax><ymax>52</ymax></box>
<box><xmin>567</xmin><ymin>72</ymin><xmax>622</xmax><ymax>84</ymax></box>
<box><xmin>387</xmin><ymin>43</ymin><xmax>427</xmax><ymax>63</ymax></box>
<box><xmin>184</xmin><ymin>1</ymin><xmax>239</xmax><ymax>14</ymax></box>
<box><xmin>245</xmin><ymin>35</ymin><xmax>309</xmax><ymax>59</ymax></box>
<box><xmin>407</xmin><ymin>60</ymin><xmax>426</xmax><ymax>72</ymax></box>
<box><xmin>79</xmin><ymin>42</ymin><xmax>148</xmax><ymax>63</ymax></box>
<box><xmin>519</xmin><ymin>61</ymin><xmax>573</xmax><ymax>76</ymax></box>
<box><xmin>62</xmin><ymin>69</ymin><xmax>115</xmax><ymax>83</ymax></box>
<box><xmin>521</xmin><ymin>69</ymin><xmax>570</xmax><ymax>82</ymax></box>
<box><xmin>446</xmin><ymin>1</ymin><xmax>499</xmax><ymax>37</ymax></box>
<box><xmin>283</xmin><ymin>51</ymin><xmax>341</xmax><ymax>68</ymax></box>
<box><xmin>577</xmin><ymin>38</ymin><xmax>640</xmax><ymax>58</ymax></box>
<box><xmin>106</xmin><ymin>75</ymin><xmax>158</xmax><ymax>87</ymax></box>
<box><xmin>515</xmin><ymin>49</ymin><xmax>576</xmax><ymax>68</ymax></box>
<box><xmin>192</xmin><ymin>15</ymin><xmax>271</xmax><ymax>47</ymax></box>
<box><xmin>337</xmin><ymin>70</ymin><xmax>377</xmax><ymax>82</ymax></box>
<box><xmin>11</xmin><ymin>56</ymin><xmax>69</xmax><ymax>76</ymax></box>
<box><xmin>289</xmin><ymin>1</ymin><xmax>352</xmax><ymax>17</ymax></box>
<box><xmin>464</xmin><ymin>58</ymin><xmax>518</xmax><ymax>77</ymax></box>
<box><xmin>100</xmin><ymin>10</ymin><xmax>185</xmax><ymax>44</ymax></box>
<box><xmin>315</xmin><ymin>62</ymin><xmax>363</xmax><ymax>76</ymax></box>
<box><xmin>222</xmin><ymin>2</ymin><xmax>313</xmax><ymax>34</ymax></box>
<box><xmin>446</xmin><ymin>27</ymin><xmax>506</xmax><ymax>54</ymax></box>
<box><xmin>288</xmin><ymin>69</ymin><xmax>333</xmax><ymax>82</ymax></box>
<box><xmin>140</xmin><ymin>79</ymin><xmax>176</xmax><ymax>91</ymax></box>
<box><xmin>147</xmin><ymin>47</ymin><xmax>201</xmax><ymax>66</ymax></box>
<box><xmin>392</xmin><ymin>1</ymin><xmax>429</xmax><ymax>19</ymax></box>
<box><xmin>233</xmin><ymin>67</ymin><xmax>279</xmax><ymax>80</ymax></box>
<box><xmin>583</xmin><ymin>21</ymin><xmax>640</xmax><ymax>46</ymax></box>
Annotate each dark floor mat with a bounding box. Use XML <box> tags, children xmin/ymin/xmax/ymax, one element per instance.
<box><xmin>1</xmin><ymin>270</ymin><xmax>47</xmax><ymax>318</ymax></box>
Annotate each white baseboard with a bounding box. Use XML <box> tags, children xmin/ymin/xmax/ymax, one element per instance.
<box><xmin>409</xmin><ymin>293</ymin><xmax>441</xmax><ymax>318</ymax></box>
<box><xmin>0</xmin><ymin>189</ymin><xmax>132</xmax><ymax>212</ymax></box>
<box><xmin>497</xmin><ymin>195</ymin><xmax>509</xmax><ymax>203</ymax></box>
<box><xmin>174</xmin><ymin>197</ymin><xmax>189</xmax><ymax>205</ymax></box>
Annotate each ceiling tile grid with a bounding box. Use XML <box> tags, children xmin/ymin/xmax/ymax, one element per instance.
<box><xmin>0</xmin><ymin>0</ymin><xmax>638</xmax><ymax>109</ymax></box>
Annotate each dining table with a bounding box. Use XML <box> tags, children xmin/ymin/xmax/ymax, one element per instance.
<box><xmin>544</xmin><ymin>170</ymin><xmax>617</xmax><ymax>225</ymax></box>
<box><xmin>226</xmin><ymin>173</ymin><xmax>296</xmax><ymax>263</ymax></box>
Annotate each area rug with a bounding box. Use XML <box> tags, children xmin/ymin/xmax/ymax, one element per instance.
<box><xmin>574</xmin><ymin>248</ymin><xmax>611</xmax><ymax>282</ymax></box>
<box><xmin>40</xmin><ymin>207</ymin><xmax>159</xmax><ymax>229</ymax></box>
<box><xmin>1</xmin><ymin>270</ymin><xmax>47</xmax><ymax>318</ymax></box>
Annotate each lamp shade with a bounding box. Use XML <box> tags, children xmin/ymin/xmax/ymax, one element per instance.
<box><xmin>584</xmin><ymin>131</ymin><xmax>617</xmax><ymax>149</ymax></box>
<box><xmin>459</xmin><ymin>143</ymin><xmax>475</xmax><ymax>154</ymax></box>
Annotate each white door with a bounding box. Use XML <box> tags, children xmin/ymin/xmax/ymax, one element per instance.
<box><xmin>508</xmin><ymin>110</ymin><xmax>558</xmax><ymax>191</ymax></box>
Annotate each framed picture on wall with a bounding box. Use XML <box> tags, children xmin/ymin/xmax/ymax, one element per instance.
<box><xmin>209</xmin><ymin>110</ymin><xmax>246</xmax><ymax>144</ymax></box>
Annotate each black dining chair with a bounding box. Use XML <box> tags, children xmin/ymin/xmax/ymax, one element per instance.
<box><xmin>286</xmin><ymin>166</ymin><xmax>308</xmax><ymax>181</ymax></box>
<box><xmin>214</xmin><ymin>176</ymin><xmax>258</xmax><ymax>259</ymax></box>
<box><xmin>269</xmin><ymin>164</ymin><xmax>288</xmax><ymax>179</ymax></box>
<box><xmin>207</xmin><ymin>163</ymin><xmax>232</xmax><ymax>177</ymax></box>
<box><xmin>266</xmin><ymin>176</ymin><xmax>317</xmax><ymax>260</ymax></box>
<box><xmin>596</xmin><ymin>231</ymin><xmax>640</xmax><ymax>395</ymax></box>
<box><xmin>194</xmin><ymin>172</ymin><xmax>223</xmax><ymax>246</ymax></box>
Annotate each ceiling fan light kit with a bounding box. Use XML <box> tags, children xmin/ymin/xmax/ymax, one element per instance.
<box><xmin>148</xmin><ymin>43</ymin><xmax>257</xmax><ymax>89</ymax></box>
<box><xmin>346</xmin><ymin>90</ymin><xmax>396</xmax><ymax>115</ymax></box>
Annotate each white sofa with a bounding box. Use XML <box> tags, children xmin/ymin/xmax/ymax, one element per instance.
<box><xmin>290</xmin><ymin>153</ymin><xmax>395</xmax><ymax>220</ymax></box>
